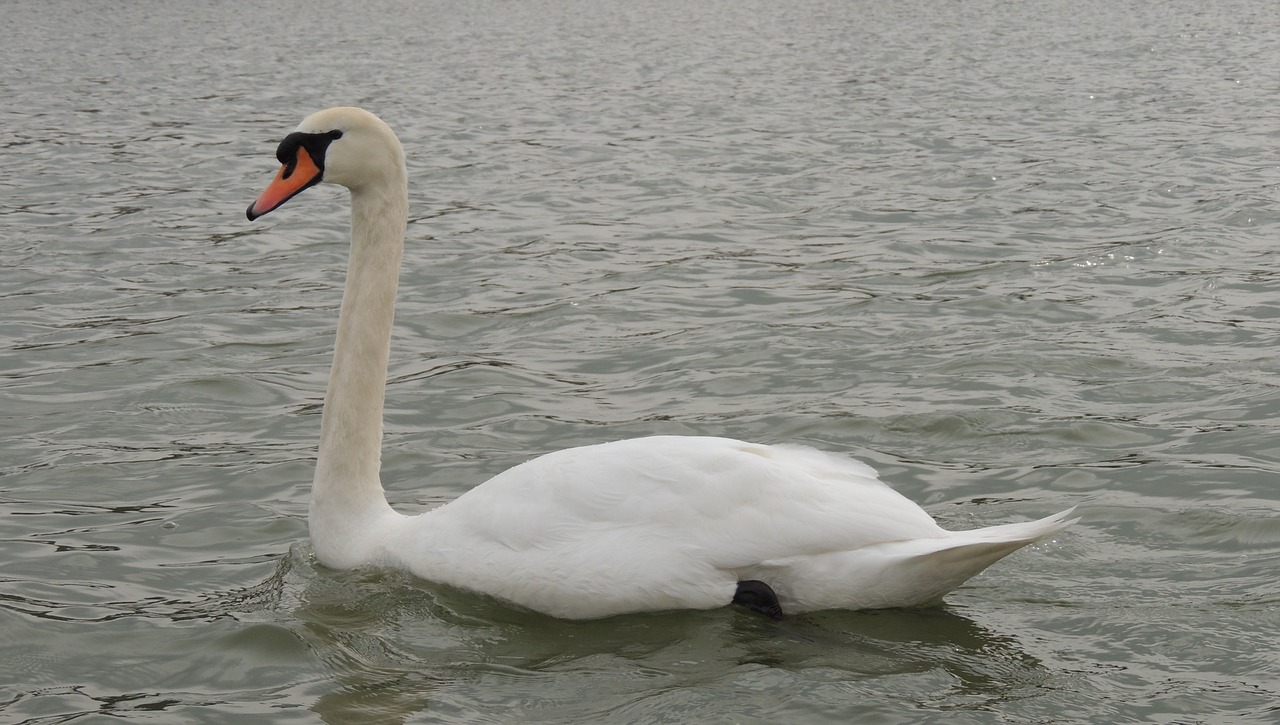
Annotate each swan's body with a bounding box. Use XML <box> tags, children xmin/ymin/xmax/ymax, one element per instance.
<box><xmin>248</xmin><ymin>107</ymin><xmax>1075</xmax><ymax>620</ymax></box>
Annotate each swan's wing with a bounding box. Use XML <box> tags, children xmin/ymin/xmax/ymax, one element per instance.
<box><xmin>437</xmin><ymin>436</ymin><xmax>946</xmax><ymax>571</ymax></box>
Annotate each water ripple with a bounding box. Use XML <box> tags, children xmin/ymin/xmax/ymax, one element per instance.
<box><xmin>4</xmin><ymin>0</ymin><xmax>1280</xmax><ymax>722</ymax></box>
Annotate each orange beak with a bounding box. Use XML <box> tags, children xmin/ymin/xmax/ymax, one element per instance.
<box><xmin>246</xmin><ymin>146</ymin><xmax>323</xmax><ymax>220</ymax></box>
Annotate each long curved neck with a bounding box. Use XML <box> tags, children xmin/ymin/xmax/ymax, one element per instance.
<box><xmin>310</xmin><ymin>175</ymin><xmax>409</xmax><ymax>562</ymax></box>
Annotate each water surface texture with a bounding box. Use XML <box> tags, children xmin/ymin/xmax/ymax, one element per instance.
<box><xmin>3</xmin><ymin>0</ymin><xmax>1279</xmax><ymax>722</ymax></box>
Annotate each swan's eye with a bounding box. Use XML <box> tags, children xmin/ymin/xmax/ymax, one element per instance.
<box><xmin>328</xmin><ymin>130</ymin><xmax>343</xmax><ymax>141</ymax></box>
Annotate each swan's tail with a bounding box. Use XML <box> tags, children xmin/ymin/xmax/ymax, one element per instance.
<box><xmin>944</xmin><ymin>506</ymin><xmax>1079</xmax><ymax>547</ymax></box>
<box><xmin>850</xmin><ymin>507</ymin><xmax>1078</xmax><ymax>608</ymax></box>
<box><xmin>897</xmin><ymin>507</ymin><xmax>1079</xmax><ymax>603</ymax></box>
<box><xmin>775</xmin><ymin>508</ymin><xmax>1078</xmax><ymax>612</ymax></box>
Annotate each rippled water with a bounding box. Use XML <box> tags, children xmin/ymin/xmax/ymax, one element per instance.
<box><xmin>4</xmin><ymin>0</ymin><xmax>1279</xmax><ymax>722</ymax></box>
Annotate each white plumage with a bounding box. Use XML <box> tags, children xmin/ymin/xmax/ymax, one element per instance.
<box><xmin>247</xmin><ymin>107</ymin><xmax>1075</xmax><ymax>620</ymax></box>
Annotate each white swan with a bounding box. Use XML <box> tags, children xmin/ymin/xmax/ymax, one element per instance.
<box><xmin>247</xmin><ymin>107</ymin><xmax>1076</xmax><ymax>620</ymax></box>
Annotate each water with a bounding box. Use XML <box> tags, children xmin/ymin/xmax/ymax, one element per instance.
<box><xmin>3</xmin><ymin>0</ymin><xmax>1278</xmax><ymax>721</ymax></box>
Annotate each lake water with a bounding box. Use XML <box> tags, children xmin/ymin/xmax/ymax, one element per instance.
<box><xmin>3</xmin><ymin>0</ymin><xmax>1279</xmax><ymax>722</ymax></box>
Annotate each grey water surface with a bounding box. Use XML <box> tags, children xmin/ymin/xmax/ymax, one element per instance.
<box><xmin>3</xmin><ymin>0</ymin><xmax>1279</xmax><ymax>722</ymax></box>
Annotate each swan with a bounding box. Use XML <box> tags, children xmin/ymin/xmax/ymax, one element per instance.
<box><xmin>246</xmin><ymin>106</ymin><xmax>1076</xmax><ymax>620</ymax></box>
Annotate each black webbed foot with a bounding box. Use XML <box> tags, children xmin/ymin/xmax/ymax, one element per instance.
<box><xmin>732</xmin><ymin>580</ymin><xmax>783</xmax><ymax>620</ymax></box>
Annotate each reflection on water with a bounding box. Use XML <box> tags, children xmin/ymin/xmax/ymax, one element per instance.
<box><xmin>3</xmin><ymin>0</ymin><xmax>1280</xmax><ymax>722</ymax></box>
<box><xmin>289</xmin><ymin>559</ymin><xmax>1053</xmax><ymax>724</ymax></box>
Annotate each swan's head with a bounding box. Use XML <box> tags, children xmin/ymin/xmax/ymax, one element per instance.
<box><xmin>247</xmin><ymin>106</ymin><xmax>406</xmax><ymax>221</ymax></box>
